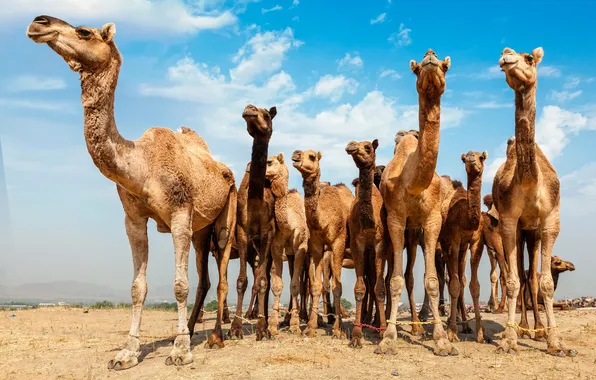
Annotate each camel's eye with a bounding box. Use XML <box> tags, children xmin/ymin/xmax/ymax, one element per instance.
<box><xmin>77</xmin><ymin>28</ymin><xmax>92</xmax><ymax>38</ymax></box>
<box><xmin>309</xmin><ymin>154</ymin><xmax>316</xmax><ymax>161</ymax></box>
<box><xmin>525</xmin><ymin>54</ymin><xmax>534</xmax><ymax>64</ymax></box>
<box><xmin>267</xmin><ymin>160</ymin><xmax>273</xmax><ymax>166</ymax></box>
<box><xmin>365</xmin><ymin>146</ymin><xmax>371</xmax><ymax>153</ymax></box>
<box><xmin>263</xmin><ymin>113</ymin><xmax>270</xmax><ymax>119</ymax></box>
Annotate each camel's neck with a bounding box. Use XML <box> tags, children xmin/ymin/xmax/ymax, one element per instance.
<box><xmin>81</xmin><ymin>47</ymin><xmax>133</xmax><ymax>184</ymax></box>
<box><xmin>270</xmin><ymin>175</ymin><xmax>288</xmax><ymax>200</ymax></box>
<box><xmin>464</xmin><ymin>171</ymin><xmax>483</xmax><ymax>231</ymax></box>
<box><xmin>514</xmin><ymin>88</ymin><xmax>539</xmax><ymax>188</ymax></box>
<box><xmin>248</xmin><ymin>137</ymin><xmax>270</xmax><ymax>201</ymax></box>
<box><xmin>552</xmin><ymin>270</ymin><xmax>560</xmax><ymax>290</ymax></box>
<box><xmin>357</xmin><ymin>166</ymin><xmax>375</xmax><ymax>230</ymax></box>
<box><xmin>303</xmin><ymin>172</ymin><xmax>322</xmax><ymax>230</ymax></box>
<box><xmin>409</xmin><ymin>95</ymin><xmax>441</xmax><ymax>194</ymax></box>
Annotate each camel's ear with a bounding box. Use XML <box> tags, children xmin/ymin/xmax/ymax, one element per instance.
<box><xmin>442</xmin><ymin>56</ymin><xmax>451</xmax><ymax>72</ymax></box>
<box><xmin>410</xmin><ymin>60</ymin><xmax>419</xmax><ymax>74</ymax></box>
<box><xmin>461</xmin><ymin>153</ymin><xmax>466</xmax><ymax>163</ymax></box>
<box><xmin>372</xmin><ymin>139</ymin><xmax>379</xmax><ymax>150</ymax></box>
<box><xmin>317</xmin><ymin>151</ymin><xmax>323</xmax><ymax>161</ymax></box>
<box><xmin>532</xmin><ymin>47</ymin><xmax>544</xmax><ymax>65</ymax></box>
<box><xmin>101</xmin><ymin>23</ymin><xmax>116</xmax><ymax>43</ymax></box>
<box><xmin>269</xmin><ymin>106</ymin><xmax>277</xmax><ymax>120</ymax></box>
<box><xmin>481</xmin><ymin>151</ymin><xmax>488</xmax><ymax>161</ymax></box>
<box><xmin>277</xmin><ymin>153</ymin><xmax>284</xmax><ymax>164</ymax></box>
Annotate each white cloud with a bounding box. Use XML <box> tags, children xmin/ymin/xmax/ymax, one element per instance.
<box><xmin>476</xmin><ymin>65</ymin><xmax>502</xmax><ymax>79</ymax></box>
<box><xmin>262</xmin><ymin>5</ymin><xmax>283</xmax><ymax>14</ymax></box>
<box><xmin>0</xmin><ymin>0</ymin><xmax>238</xmax><ymax>35</ymax></box>
<box><xmin>337</xmin><ymin>53</ymin><xmax>364</xmax><ymax>72</ymax></box>
<box><xmin>379</xmin><ymin>69</ymin><xmax>401</xmax><ymax>80</ymax></box>
<box><xmin>538</xmin><ymin>65</ymin><xmax>560</xmax><ymax>78</ymax></box>
<box><xmin>371</xmin><ymin>13</ymin><xmax>387</xmax><ymax>25</ymax></box>
<box><xmin>475</xmin><ymin>101</ymin><xmax>512</xmax><ymax>109</ymax></box>
<box><xmin>292</xmin><ymin>16</ymin><xmax>299</xmax><ymax>22</ymax></box>
<box><xmin>310</xmin><ymin>75</ymin><xmax>358</xmax><ymax>102</ymax></box>
<box><xmin>5</xmin><ymin>75</ymin><xmax>66</xmax><ymax>92</ymax></box>
<box><xmin>561</xmin><ymin>162</ymin><xmax>596</xmax><ymax>217</ymax></box>
<box><xmin>563</xmin><ymin>76</ymin><xmax>581</xmax><ymax>89</ymax></box>
<box><xmin>551</xmin><ymin>90</ymin><xmax>582</xmax><ymax>103</ymax></box>
<box><xmin>292</xmin><ymin>0</ymin><xmax>299</xmax><ymax>6</ymax></box>
<box><xmin>388</xmin><ymin>23</ymin><xmax>412</xmax><ymax>47</ymax></box>
<box><xmin>0</xmin><ymin>98</ymin><xmax>72</xmax><ymax>112</ymax></box>
<box><xmin>230</xmin><ymin>27</ymin><xmax>303</xmax><ymax>84</ymax></box>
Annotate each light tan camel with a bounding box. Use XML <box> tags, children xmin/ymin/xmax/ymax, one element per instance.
<box><xmin>493</xmin><ymin>47</ymin><xmax>576</xmax><ymax>357</ymax></box>
<box><xmin>291</xmin><ymin>150</ymin><xmax>353</xmax><ymax>338</ymax></box>
<box><xmin>243</xmin><ymin>105</ymin><xmax>277</xmax><ymax>341</ymax></box>
<box><xmin>345</xmin><ymin>139</ymin><xmax>388</xmax><ymax>347</ymax></box>
<box><xmin>265</xmin><ymin>153</ymin><xmax>309</xmax><ymax>335</ymax></box>
<box><xmin>378</xmin><ymin>49</ymin><xmax>456</xmax><ymax>356</ymax></box>
<box><xmin>26</xmin><ymin>16</ymin><xmax>237</xmax><ymax>369</ymax></box>
<box><xmin>440</xmin><ymin>151</ymin><xmax>488</xmax><ymax>344</ymax></box>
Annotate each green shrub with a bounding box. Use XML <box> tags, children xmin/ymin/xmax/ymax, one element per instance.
<box><xmin>90</xmin><ymin>300</ymin><xmax>114</xmax><ymax>309</ymax></box>
<box><xmin>204</xmin><ymin>300</ymin><xmax>218</xmax><ymax>312</ymax></box>
<box><xmin>340</xmin><ymin>298</ymin><xmax>352</xmax><ymax>311</ymax></box>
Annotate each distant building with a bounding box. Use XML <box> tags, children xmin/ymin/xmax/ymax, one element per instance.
<box><xmin>38</xmin><ymin>303</ymin><xmax>56</xmax><ymax>307</ymax></box>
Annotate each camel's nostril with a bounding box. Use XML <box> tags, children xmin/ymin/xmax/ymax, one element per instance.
<box><xmin>33</xmin><ymin>16</ymin><xmax>49</xmax><ymax>24</ymax></box>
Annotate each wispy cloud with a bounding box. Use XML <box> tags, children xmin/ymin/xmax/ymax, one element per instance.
<box><xmin>0</xmin><ymin>98</ymin><xmax>72</xmax><ymax>112</ymax></box>
<box><xmin>309</xmin><ymin>75</ymin><xmax>359</xmax><ymax>102</ymax></box>
<box><xmin>371</xmin><ymin>13</ymin><xmax>387</xmax><ymax>25</ymax></box>
<box><xmin>475</xmin><ymin>101</ymin><xmax>512</xmax><ymax>109</ymax></box>
<box><xmin>262</xmin><ymin>4</ymin><xmax>283</xmax><ymax>14</ymax></box>
<box><xmin>551</xmin><ymin>90</ymin><xmax>582</xmax><ymax>103</ymax></box>
<box><xmin>5</xmin><ymin>75</ymin><xmax>66</xmax><ymax>92</ymax></box>
<box><xmin>538</xmin><ymin>65</ymin><xmax>560</xmax><ymax>78</ymax></box>
<box><xmin>337</xmin><ymin>53</ymin><xmax>364</xmax><ymax>72</ymax></box>
<box><xmin>291</xmin><ymin>0</ymin><xmax>299</xmax><ymax>7</ymax></box>
<box><xmin>379</xmin><ymin>69</ymin><xmax>401</xmax><ymax>80</ymax></box>
<box><xmin>388</xmin><ymin>23</ymin><xmax>412</xmax><ymax>47</ymax></box>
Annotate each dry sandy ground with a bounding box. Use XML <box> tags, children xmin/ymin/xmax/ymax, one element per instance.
<box><xmin>1</xmin><ymin>307</ymin><xmax>595</xmax><ymax>379</ymax></box>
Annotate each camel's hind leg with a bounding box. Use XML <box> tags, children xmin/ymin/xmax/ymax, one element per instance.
<box><xmin>304</xmin><ymin>238</ymin><xmax>325</xmax><ymax>337</ymax></box>
<box><xmin>268</xmin><ymin>237</ymin><xmax>284</xmax><ymax>336</ymax></box>
<box><xmin>289</xmin><ymin>233</ymin><xmax>307</xmax><ymax>334</ymax></box>
<box><xmin>458</xmin><ymin>246</ymin><xmax>473</xmax><ymax>334</ymax></box>
<box><xmin>188</xmin><ymin>228</ymin><xmax>211</xmax><ymax>337</ymax></box>
<box><xmin>487</xmin><ymin>248</ymin><xmax>498</xmax><ymax>312</ymax></box>
<box><xmin>107</xmin><ymin>213</ymin><xmax>148</xmax><ymax>371</ymax></box>
<box><xmin>230</xmin><ymin>226</ymin><xmax>248</xmax><ymax>339</ymax></box>
<box><xmin>405</xmin><ymin>228</ymin><xmax>424</xmax><ymax>336</ymax></box>
<box><xmin>470</xmin><ymin>237</ymin><xmax>489</xmax><ymax>343</ymax></box>
<box><xmin>525</xmin><ymin>229</ymin><xmax>545</xmax><ymax>341</ymax></box>
<box><xmin>446</xmin><ymin>241</ymin><xmax>461</xmax><ymax>343</ymax></box>
<box><xmin>330</xmin><ymin>236</ymin><xmax>347</xmax><ymax>339</ymax></box>
<box><xmin>349</xmin><ymin>237</ymin><xmax>366</xmax><ymax>348</ymax></box>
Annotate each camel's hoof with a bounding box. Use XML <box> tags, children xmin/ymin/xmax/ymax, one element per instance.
<box><xmin>303</xmin><ymin>324</ymin><xmax>317</xmax><ymax>338</ymax></box>
<box><xmin>374</xmin><ymin>345</ymin><xmax>396</xmax><ymax>355</ymax></box>
<box><xmin>269</xmin><ymin>327</ymin><xmax>279</xmax><ymax>336</ymax></box>
<box><xmin>496</xmin><ymin>345</ymin><xmax>517</xmax><ymax>355</ymax></box>
<box><xmin>166</xmin><ymin>336</ymin><xmax>193</xmax><ymax>366</ymax></box>
<box><xmin>332</xmin><ymin>330</ymin><xmax>346</xmax><ymax>340</ymax></box>
<box><xmin>107</xmin><ymin>356</ymin><xmax>138</xmax><ymax>371</ymax></box>
<box><xmin>533</xmin><ymin>331</ymin><xmax>546</xmax><ymax>342</ymax></box>
<box><xmin>375</xmin><ymin>338</ymin><xmax>398</xmax><ymax>355</ymax></box>
<box><xmin>348</xmin><ymin>337</ymin><xmax>363</xmax><ymax>349</ymax></box>
<box><xmin>493</xmin><ymin>308</ymin><xmax>505</xmax><ymax>314</ymax></box>
<box><xmin>228</xmin><ymin>317</ymin><xmax>244</xmax><ymax>340</ymax></box>
<box><xmin>288</xmin><ymin>326</ymin><xmax>301</xmax><ymax>335</ymax></box>
<box><xmin>205</xmin><ymin>330</ymin><xmax>225</xmax><ymax>349</ymax></box>
<box><xmin>165</xmin><ymin>353</ymin><xmax>193</xmax><ymax>366</ymax></box>
<box><xmin>411</xmin><ymin>325</ymin><xmax>424</xmax><ymax>337</ymax></box>
<box><xmin>447</xmin><ymin>330</ymin><xmax>460</xmax><ymax>343</ymax></box>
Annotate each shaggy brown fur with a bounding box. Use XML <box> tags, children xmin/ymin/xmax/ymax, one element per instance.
<box><xmin>292</xmin><ymin>150</ymin><xmax>353</xmax><ymax>338</ymax></box>
<box><xmin>493</xmin><ymin>47</ymin><xmax>575</xmax><ymax>357</ymax></box>
<box><xmin>27</xmin><ymin>16</ymin><xmax>237</xmax><ymax>369</ymax></box>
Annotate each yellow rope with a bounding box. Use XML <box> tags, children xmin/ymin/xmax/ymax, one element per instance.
<box><xmin>506</xmin><ymin>322</ymin><xmax>558</xmax><ymax>333</ymax></box>
<box><xmin>386</xmin><ymin>319</ymin><xmax>441</xmax><ymax>326</ymax></box>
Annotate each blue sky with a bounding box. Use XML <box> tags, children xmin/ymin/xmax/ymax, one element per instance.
<box><xmin>0</xmin><ymin>0</ymin><xmax>595</xmax><ymax>304</ymax></box>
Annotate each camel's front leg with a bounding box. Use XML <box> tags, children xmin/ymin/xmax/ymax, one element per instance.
<box><xmin>525</xmin><ymin>229</ymin><xmax>546</xmax><ymax>341</ymax></box>
<box><xmin>487</xmin><ymin>248</ymin><xmax>498</xmax><ymax>312</ymax></box>
<box><xmin>330</xmin><ymin>235</ymin><xmax>347</xmax><ymax>339</ymax></box>
<box><xmin>445</xmin><ymin>242</ymin><xmax>461</xmax><ymax>343</ymax></box>
<box><xmin>304</xmin><ymin>239</ymin><xmax>324</xmax><ymax>337</ymax></box>
<box><xmin>108</xmin><ymin>214</ymin><xmax>148</xmax><ymax>371</ymax></box>
<box><xmin>165</xmin><ymin>210</ymin><xmax>193</xmax><ymax>366</ymax></box>
<box><xmin>349</xmin><ymin>237</ymin><xmax>365</xmax><ymax>348</ymax></box>
<box><xmin>405</xmin><ymin>228</ymin><xmax>424</xmax><ymax>336</ymax></box>
<box><xmin>470</xmin><ymin>237</ymin><xmax>489</xmax><ymax>343</ymax></box>
<box><xmin>289</xmin><ymin>234</ymin><xmax>307</xmax><ymax>334</ymax></box>
<box><xmin>268</xmin><ymin>237</ymin><xmax>284</xmax><ymax>336</ymax></box>
<box><xmin>230</xmin><ymin>225</ymin><xmax>248</xmax><ymax>339</ymax></box>
<box><xmin>188</xmin><ymin>228</ymin><xmax>211</xmax><ymax>336</ymax></box>
<box><xmin>373</xmin><ymin>236</ymin><xmax>388</xmax><ymax>336</ymax></box>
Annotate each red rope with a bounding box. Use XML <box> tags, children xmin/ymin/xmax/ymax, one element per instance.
<box><xmin>353</xmin><ymin>322</ymin><xmax>385</xmax><ymax>333</ymax></box>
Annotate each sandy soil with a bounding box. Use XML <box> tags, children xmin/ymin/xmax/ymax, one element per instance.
<box><xmin>1</xmin><ymin>307</ymin><xmax>595</xmax><ymax>379</ymax></box>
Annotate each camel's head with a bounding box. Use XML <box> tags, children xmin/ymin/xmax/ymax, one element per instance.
<box><xmin>26</xmin><ymin>15</ymin><xmax>118</xmax><ymax>74</ymax></box>
<box><xmin>291</xmin><ymin>149</ymin><xmax>322</xmax><ymax>179</ymax></box>
<box><xmin>265</xmin><ymin>153</ymin><xmax>288</xmax><ymax>181</ymax></box>
<box><xmin>551</xmin><ymin>256</ymin><xmax>575</xmax><ymax>274</ymax></box>
<box><xmin>499</xmin><ymin>47</ymin><xmax>543</xmax><ymax>92</ymax></box>
<box><xmin>345</xmin><ymin>139</ymin><xmax>378</xmax><ymax>169</ymax></box>
<box><xmin>461</xmin><ymin>150</ymin><xmax>488</xmax><ymax>176</ymax></box>
<box><xmin>243</xmin><ymin>104</ymin><xmax>276</xmax><ymax>138</ymax></box>
<box><xmin>410</xmin><ymin>49</ymin><xmax>451</xmax><ymax>96</ymax></box>
<box><xmin>483</xmin><ymin>194</ymin><xmax>494</xmax><ymax>210</ymax></box>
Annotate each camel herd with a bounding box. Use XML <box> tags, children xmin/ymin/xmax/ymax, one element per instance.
<box><xmin>25</xmin><ymin>14</ymin><xmax>578</xmax><ymax>370</ymax></box>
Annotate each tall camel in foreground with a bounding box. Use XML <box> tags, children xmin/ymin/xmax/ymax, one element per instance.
<box><xmin>493</xmin><ymin>47</ymin><xmax>576</xmax><ymax>357</ymax></box>
<box><xmin>440</xmin><ymin>151</ymin><xmax>488</xmax><ymax>344</ymax></box>
<box><xmin>291</xmin><ymin>150</ymin><xmax>353</xmax><ymax>338</ymax></box>
<box><xmin>242</xmin><ymin>104</ymin><xmax>277</xmax><ymax>341</ymax></box>
<box><xmin>26</xmin><ymin>16</ymin><xmax>236</xmax><ymax>369</ymax></box>
<box><xmin>378</xmin><ymin>49</ymin><xmax>456</xmax><ymax>356</ymax></box>
<box><xmin>265</xmin><ymin>153</ymin><xmax>309</xmax><ymax>335</ymax></box>
<box><xmin>346</xmin><ymin>139</ymin><xmax>388</xmax><ymax>347</ymax></box>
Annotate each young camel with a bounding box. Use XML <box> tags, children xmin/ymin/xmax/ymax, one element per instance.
<box><xmin>243</xmin><ymin>105</ymin><xmax>277</xmax><ymax>341</ymax></box>
<box><xmin>378</xmin><ymin>49</ymin><xmax>456</xmax><ymax>356</ymax></box>
<box><xmin>26</xmin><ymin>16</ymin><xmax>236</xmax><ymax>369</ymax></box>
<box><xmin>291</xmin><ymin>150</ymin><xmax>353</xmax><ymax>338</ymax></box>
<box><xmin>265</xmin><ymin>153</ymin><xmax>310</xmax><ymax>335</ymax></box>
<box><xmin>494</xmin><ymin>47</ymin><xmax>576</xmax><ymax>356</ymax></box>
<box><xmin>440</xmin><ymin>151</ymin><xmax>488</xmax><ymax>344</ymax></box>
<box><xmin>346</xmin><ymin>139</ymin><xmax>388</xmax><ymax>347</ymax></box>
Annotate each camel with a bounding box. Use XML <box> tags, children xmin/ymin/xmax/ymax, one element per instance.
<box><xmin>439</xmin><ymin>151</ymin><xmax>488</xmax><ymax>344</ymax></box>
<box><xmin>241</xmin><ymin>105</ymin><xmax>277</xmax><ymax>341</ymax></box>
<box><xmin>493</xmin><ymin>46</ymin><xmax>576</xmax><ymax>357</ymax></box>
<box><xmin>345</xmin><ymin>139</ymin><xmax>388</xmax><ymax>347</ymax></box>
<box><xmin>378</xmin><ymin>49</ymin><xmax>456</xmax><ymax>356</ymax></box>
<box><xmin>291</xmin><ymin>150</ymin><xmax>353</xmax><ymax>338</ymax></box>
<box><xmin>265</xmin><ymin>153</ymin><xmax>310</xmax><ymax>335</ymax></box>
<box><xmin>26</xmin><ymin>16</ymin><xmax>237</xmax><ymax>369</ymax></box>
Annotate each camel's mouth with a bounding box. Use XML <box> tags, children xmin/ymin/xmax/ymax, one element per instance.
<box><xmin>345</xmin><ymin>142</ymin><xmax>359</xmax><ymax>155</ymax></box>
<box><xmin>566</xmin><ymin>264</ymin><xmax>576</xmax><ymax>272</ymax></box>
<box><xmin>27</xmin><ymin>30</ymin><xmax>58</xmax><ymax>43</ymax></box>
<box><xmin>421</xmin><ymin>54</ymin><xmax>439</xmax><ymax>68</ymax></box>
<box><xmin>499</xmin><ymin>54</ymin><xmax>518</xmax><ymax>69</ymax></box>
<box><xmin>27</xmin><ymin>16</ymin><xmax>60</xmax><ymax>43</ymax></box>
<box><xmin>242</xmin><ymin>106</ymin><xmax>259</xmax><ymax>119</ymax></box>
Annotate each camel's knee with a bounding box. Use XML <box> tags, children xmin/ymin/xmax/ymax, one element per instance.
<box><xmin>424</xmin><ymin>275</ymin><xmax>439</xmax><ymax>297</ymax></box>
<box><xmin>490</xmin><ymin>271</ymin><xmax>498</xmax><ymax>284</ymax></box>
<box><xmin>506</xmin><ymin>277</ymin><xmax>520</xmax><ymax>298</ymax></box>
<box><xmin>174</xmin><ymin>279</ymin><xmax>189</xmax><ymax>303</ymax></box>
<box><xmin>217</xmin><ymin>227</ymin><xmax>231</xmax><ymax>250</ymax></box>
<box><xmin>470</xmin><ymin>282</ymin><xmax>480</xmax><ymax>298</ymax></box>
<box><xmin>271</xmin><ymin>277</ymin><xmax>283</xmax><ymax>296</ymax></box>
<box><xmin>290</xmin><ymin>280</ymin><xmax>300</xmax><ymax>297</ymax></box>
<box><xmin>236</xmin><ymin>277</ymin><xmax>248</xmax><ymax>293</ymax></box>
<box><xmin>374</xmin><ymin>281</ymin><xmax>386</xmax><ymax>301</ymax></box>
<box><xmin>390</xmin><ymin>275</ymin><xmax>405</xmax><ymax>297</ymax></box>
<box><xmin>448</xmin><ymin>277</ymin><xmax>460</xmax><ymax>297</ymax></box>
<box><xmin>354</xmin><ymin>279</ymin><xmax>366</xmax><ymax>301</ymax></box>
<box><xmin>131</xmin><ymin>277</ymin><xmax>148</xmax><ymax>304</ymax></box>
<box><xmin>257</xmin><ymin>276</ymin><xmax>268</xmax><ymax>294</ymax></box>
<box><xmin>310</xmin><ymin>281</ymin><xmax>322</xmax><ymax>296</ymax></box>
<box><xmin>217</xmin><ymin>281</ymin><xmax>229</xmax><ymax>297</ymax></box>
<box><xmin>332</xmin><ymin>280</ymin><xmax>342</xmax><ymax>298</ymax></box>
<box><xmin>539</xmin><ymin>276</ymin><xmax>555</xmax><ymax>297</ymax></box>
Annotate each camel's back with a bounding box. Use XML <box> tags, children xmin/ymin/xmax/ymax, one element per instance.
<box><xmin>382</xmin><ymin>135</ymin><xmax>419</xmax><ymax>189</ymax></box>
<box><xmin>335</xmin><ymin>184</ymin><xmax>354</xmax><ymax>216</ymax></box>
<box><xmin>320</xmin><ymin>185</ymin><xmax>350</xmax><ymax>227</ymax></box>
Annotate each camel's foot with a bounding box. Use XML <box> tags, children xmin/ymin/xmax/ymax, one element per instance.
<box><xmin>222</xmin><ymin>313</ymin><xmax>231</xmax><ymax>325</ymax></box>
<box><xmin>547</xmin><ymin>341</ymin><xmax>578</xmax><ymax>357</ymax></box>
<box><xmin>533</xmin><ymin>328</ymin><xmax>546</xmax><ymax>342</ymax></box>
<box><xmin>204</xmin><ymin>326</ymin><xmax>225</xmax><ymax>349</ymax></box>
<box><xmin>227</xmin><ymin>317</ymin><xmax>244</xmax><ymax>340</ymax></box>
<box><xmin>476</xmin><ymin>325</ymin><xmax>490</xmax><ymax>344</ymax></box>
<box><xmin>411</xmin><ymin>323</ymin><xmax>425</xmax><ymax>337</ymax></box>
<box><xmin>107</xmin><ymin>336</ymin><xmax>141</xmax><ymax>371</ymax></box>
<box><xmin>493</xmin><ymin>307</ymin><xmax>505</xmax><ymax>314</ymax></box>
<box><xmin>256</xmin><ymin>317</ymin><xmax>272</xmax><ymax>341</ymax></box>
<box><xmin>288</xmin><ymin>313</ymin><xmax>301</xmax><ymax>334</ymax></box>
<box><xmin>438</xmin><ymin>304</ymin><xmax>447</xmax><ymax>317</ymax></box>
<box><xmin>166</xmin><ymin>334</ymin><xmax>193</xmax><ymax>366</ymax></box>
<box><xmin>332</xmin><ymin>325</ymin><xmax>346</xmax><ymax>339</ymax></box>
<box><xmin>496</xmin><ymin>328</ymin><xmax>519</xmax><ymax>355</ymax></box>
<box><xmin>447</xmin><ymin>328</ymin><xmax>460</xmax><ymax>343</ymax></box>
<box><xmin>244</xmin><ymin>309</ymin><xmax>258</xmax><ymax>320</ymax></box>
<box><xmin>434</xmin><ymin>337</ymin><xmax>459</xmax><ymax>357</ymax></box>
<box><xmin>374</xmin><ymin>328</ymin><xmax>398</xmax><ymax>355</ymax></box>
<box><xmin>302</xmin><ymin>321</ymin><xmax>318</xmax><ymax>338</ymax></box>
<box><xmin>461</xmin><ymin>322</ymin><xmax>474</xmax><ymax>335</ymax></box>
<box><xmin>268</xmin><ymin>314</ymin><xmax>280</xmax><ymax>336</ymax></box>
<box><xmin>517</xmin><ymin>321</ymin><xmax>531</xmax><ymax>339</ymax></box>
<box><xmin>349</xmin><ymin>326</ymin><xmax>363</xmax><ymax>349</ymax></box>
